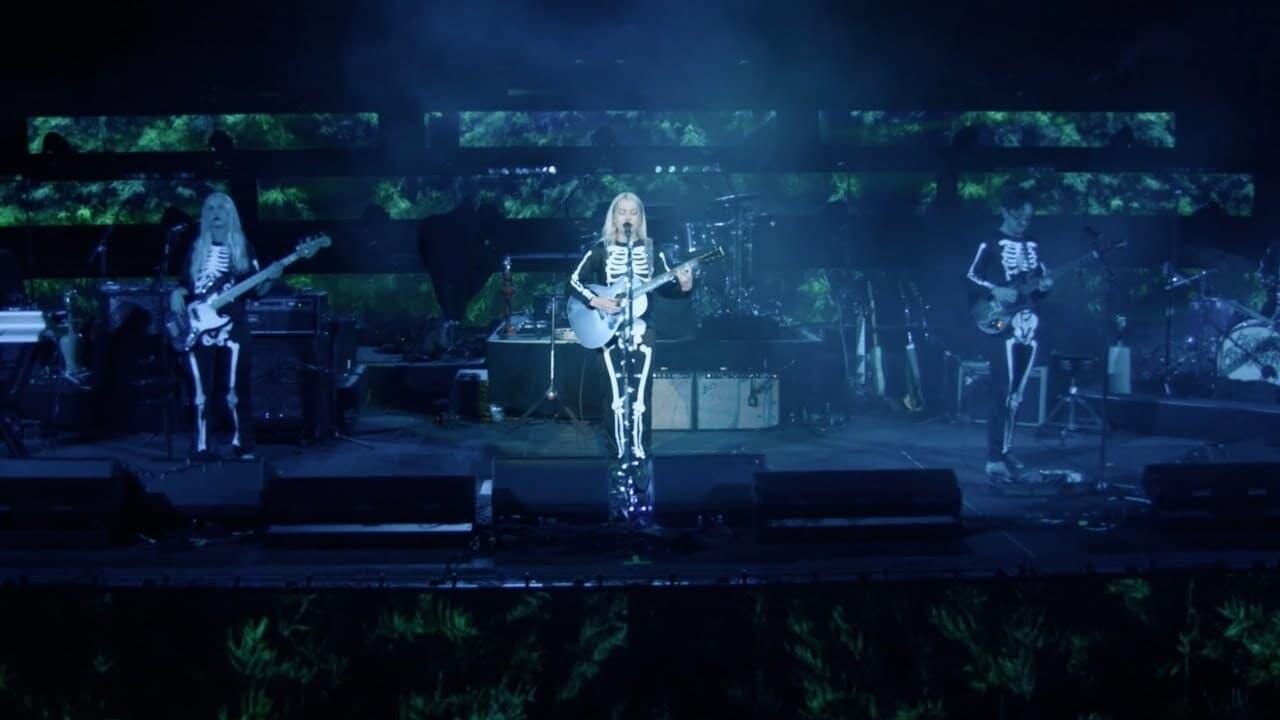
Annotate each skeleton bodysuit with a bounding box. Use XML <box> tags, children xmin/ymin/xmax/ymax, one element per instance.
<box><xmin>967</xmin><ymin>234</ymin><xmax>1048</xmax><ymax>463</ymax></box>
<box><xmin>185</xmin><ymin>241</ymin><xmax>262</xmax><ymax>457</ymax></box>
<box><xmin>568</xmin><ymin>240</ymin><xmax>689</xmax><ymax>520</ymax></box>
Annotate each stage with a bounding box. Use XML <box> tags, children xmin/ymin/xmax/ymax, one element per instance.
<box><xmin>5</xmin><ymin>407</ymin><xmax>1280</xmax><ymax>589</ymax></box>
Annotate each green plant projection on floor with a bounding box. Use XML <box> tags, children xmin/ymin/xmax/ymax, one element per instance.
<box><xmin>7</xmin><ymin>574</ymin><xmax>1280</xmax><ymax>718</ymax></box>
<box><xmin>28</xmin><ymin>114</ymin><xmax>379</xmax><ymax>153</ymax></box>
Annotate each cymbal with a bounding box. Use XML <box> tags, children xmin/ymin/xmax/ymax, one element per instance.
<box><xmin>711</xmin><ymin>192</ymin><xmax>760</xmax><ymax>205</ymax></box>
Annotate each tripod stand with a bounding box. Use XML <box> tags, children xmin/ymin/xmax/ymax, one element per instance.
<box><xmin>517</xmin><ymin>294</ymin><xmax>579</xmax><ymax>422</ymax></box>
<box><xmin>1046</xmin><ymin>355</ymin><xmax>1103</xmax><ymax>440</ymax></box>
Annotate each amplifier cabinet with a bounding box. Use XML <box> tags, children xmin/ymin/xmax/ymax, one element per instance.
<box><xmin>652</xmin><ymin>371</ymin><xmax>694</xmax><ymax>430</ymax></box>
<box><xmin>956</xmin><ymin>361</ymin><xmax>1048</xmax><ymax>427</ymax></box>
<box><xmin>696</xmin><ymin>372</ymin><xmax>780</xmax><ymax>430</ymax></box>
<box><xmin>247</xmin><ymin>292</ymin><xmax>327</xmax><ymax>336</ymax></box>
<box><xmin>97</xmin><ymin>282</ymin><xmax>173</xmax><ymax>337</ymax></box>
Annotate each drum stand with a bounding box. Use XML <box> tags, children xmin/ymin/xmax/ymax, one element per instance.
<box><xmin>1046</xmin><ymin>364</ymin><xmax>1103</xmax><ymax>439</ymax></box>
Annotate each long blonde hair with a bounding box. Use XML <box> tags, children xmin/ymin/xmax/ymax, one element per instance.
<box><xmin>600</xmin><ymin>192</ymin><xmax>651</xmax><ymax>243</ymax></box>
<box><xmin>598</xmin><ymin>192</ymin><xmax>655</xmax><ymax>266</ymax></box>
<box><xmin>189</xmin><ymin>192</ymin><xmax>251</xmax><ymax>284</ymax></box>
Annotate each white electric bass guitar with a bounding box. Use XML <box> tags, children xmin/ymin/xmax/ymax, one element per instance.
<box><xmin>165</xmin><ymin>234</ymin><xmax>330</xmax><ymax>352</ymax></box>
<box><xmin>567</xmin><ymin>246</ymin><xmax>725</xmax><ymax>349</ymax></box>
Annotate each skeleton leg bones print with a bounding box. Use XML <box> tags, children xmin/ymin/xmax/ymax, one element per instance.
<box><xmin>1000</xmin><ymin>310</ymin><xmax>1039</xmax><ymax>457</ymax></box>
<box><xmin>602</xmin><ymin>320</ymin><xmax>654</xmax><ymax>521</ymax></box>
<box><xmin>187</xmin><ymin>330</ymin><xmax>255</xmax><ymax>456</ymax></box>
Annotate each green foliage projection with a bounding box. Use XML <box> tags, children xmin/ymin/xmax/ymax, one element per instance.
<box><xmin>28</xmin><ymin>113</ymin><xmax>379</xmax><ymax>153</ymax></box>
<box><xmin>958</xmin><ymin>171</ymin><xmax>1254</xmax><ymax>216</ymax></box>
<box><xmin>459</xmin><ymin>111</ymin><xmax>778</xmax><ymax>147</ymax></box>
<box><xmin>8</xmin><ymin>575</ymin><xmax>1280</xmax><ymax>718</ymax></box>
<box><xmin>820</xmin><ymin>111</ymin><xmax>1175</xmax><ymax>147</ymax></box>
<box><xmin>257</xmin><ymin>172</ymin><xmax>939</xmax><ymax>222</ymax></box>
<box><xmin>0</xmin><ymin>178</ymin><xmax>228</xmax><ymax>226</ymax></box>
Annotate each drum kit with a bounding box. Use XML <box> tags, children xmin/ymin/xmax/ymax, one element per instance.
<box><xmin>1155</xmin><ymin>265</ymin><xmax>1280</xmax><ymax>394</ymax></box>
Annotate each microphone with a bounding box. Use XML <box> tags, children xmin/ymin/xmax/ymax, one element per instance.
<box><xmin>88</xmin><ymin>226</ymin><xmax>113</xmax><ymax>263</ymax></box>
<box><xmin>623</xmin><ymin>222</ymin><xmax>632</xmax><ymax>239</ymax></box>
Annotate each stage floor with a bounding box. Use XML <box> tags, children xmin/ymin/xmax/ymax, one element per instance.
<box><xmin>6</xmin><ymin>410</ymin><xmax>1280</xmax><ymax>588</ymax></box>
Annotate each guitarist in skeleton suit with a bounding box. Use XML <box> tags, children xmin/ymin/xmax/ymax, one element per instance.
<box><xmin>566</xmin><ymin>192</ymin><xmax>694</xmax><ymax>523</ymax></box>
<box><xmin>966</xmin><ymin>188</ymin><xmax>1053</xmax><ymax>482</ymax></box>
<box><xmin>171</xmin><ymin>192</ymin><xmax>280</xmax><ymax>460</ymax></box>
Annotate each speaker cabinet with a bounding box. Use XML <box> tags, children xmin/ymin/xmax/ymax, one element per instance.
<box><xmin>652</xmin><ymin>371</ymin><xmax>694</xmax><ymax>430</ymax></box>
<box><xmin>956</xmin><ymin>361</ymin><xmax>1048</xmax><ymax>426</ymax></box>
<box><xmin>755</xmin><ymin>468</ymin><xmax>963</xmax><ymax>534</ymax></box>
<box><xmin>1142</xmin><ymin>463</ymin><xmax>1280</xmax><ymax>524</ymax></box>
<box><xmin>697</xmin><ymin>372</ymin><xmax>780</xmax><ymax>429</ymax></box>
<box><xmin>652</xmin><ymin>453</ymin><xmax>764</xmax><ymax>527</ymax></box>
<box><xmin>0</xmin><ymin>458</ymin><xmax>143</xmax><ymax>546</ymax></box>
<box><xmin>248</xmin><ymin>334</ymin><xmax>331</xmax><ymax>440</ymax></box>
<box><xmin>491</xmin><ymin>456</ymin><xmax>610</xmax><ymax>524</ymax></box>
<box><xmin>144</xmin><ymin>458</ymin><xmax>274</xmax><ymax>519</ymax></box>
<box><xmin>263</xmin><ymin>469</ymin><xmax>475</xmax><ymax>544</ymax></box>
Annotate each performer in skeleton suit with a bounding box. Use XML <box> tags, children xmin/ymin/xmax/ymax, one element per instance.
<box><xmin>966</xmin><ymin>188</ymin><xmax>1053</xmax><ymax>481</ymax></box>
<box><xmin>566</xmin><ymin>192</ymin><xmax>694</xmax><ymax>522</ymax></box>
<box><xmin>171</xmin><ymin>192</ymin><xmax>279</xmax><ymax>460</ymax></box>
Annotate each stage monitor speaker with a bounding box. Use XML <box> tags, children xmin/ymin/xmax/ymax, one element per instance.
<box><xmin>143</xmin><ymin>458</ymin><xmax>274</xmax><ymax>520</ymax></box>
<box><xmin>652</xmin><ymin>453</ymin><xmax>764</xmax><ymax>527</ymax></box>
<box><xmin>263</xmin><ymin>470</ymin><xmax>476</xmax><ymax>544</ymax></box>
<box><xmin>1142</xmin><ymin>463</ymin><xmax>1280</xmax><ymax>524</ymax></box>
<box><xmin>754</xmin><ymin>468</ymin><xmax>963</xmax><ymax>535</ymax></box>
<box><xmin>491</xmin><ymin>456</ymin><xmax>610</xmax><ymax>524</ymax></box>
<box><xmin>0</xmin><ymin>458</ymin><xmax>143</xmax><ymax>546</ymax></box>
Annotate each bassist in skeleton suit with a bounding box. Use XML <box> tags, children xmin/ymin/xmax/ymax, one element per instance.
<box><xmin>566</xmin><ymin>192</ymin><xmax>694</xmax><ymax>523</ymax></box>
<box><xmin>171</xmin><ymin>192</ymin><xmax>280</xmax><ymax>460</ymax></box>
<box><xmin>966</xmin><ymin>188</ymin><xmax>1053</xmax><ymax>481</ymax></box>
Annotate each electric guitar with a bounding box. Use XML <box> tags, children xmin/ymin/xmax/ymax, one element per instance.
<box><xmin>971</xmin><ymin>238</ymin><xmax>1125</xmax><ymax>335</ymax></box>
<box><xmin>567</xmin><ymin>246</ymin><xmax>725</xmax><ymax>349</ymax></box>
<box><xmin>166</xmin><ymin>234</ymin><xmax>330</xmax><ymax>352</ymax></box>
<box><xmin>900</xmin><ymin>281</ymin><xmax>924</xmax><ymax>412</ymax></box>
<box><xmin>866</xmin><ymin>280</ymin><xmax>886</xmax><ymax>397</ymax></box>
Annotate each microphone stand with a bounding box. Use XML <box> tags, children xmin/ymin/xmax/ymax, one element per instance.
<box><xmin>88</xmin><ymin>226</ymin><xmax>113</xmax><ymax>279</ymax></box>
<box><xmin>157</xmin><ymin>226</ymin><xmax>177</xmax><ymax>460</ymax></box>
<box><xmin>516</xmin><ymin>293</ymin><xmax>578</xmax><ymax>423</ymax></box>
<box><xmin>1095</xmin><ymin>238</ymin><xmax>1116</xmax><ymax>492</ymax></box>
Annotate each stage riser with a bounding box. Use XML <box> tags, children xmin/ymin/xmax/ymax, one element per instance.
<box><xmin>1088</xmin><ymin>393</ymin><xmax>1280</xmax><ymax>444</ymax></box>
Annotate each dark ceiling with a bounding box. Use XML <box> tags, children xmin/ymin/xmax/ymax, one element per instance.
<box><xmin>1</xmin><ymin>0</ymin><xmax>1275</xmax><ymax>114</ymax></box>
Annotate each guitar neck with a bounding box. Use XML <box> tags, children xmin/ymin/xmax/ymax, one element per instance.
<box><xmin>627</xmin><ymin>259</ymin><xmax>699</xmax><ymax>298</ymax></box>
<box><xmin>209</xmin><ymin>252</ymin><xmax>297</xmax><ymax>310</ymax></box>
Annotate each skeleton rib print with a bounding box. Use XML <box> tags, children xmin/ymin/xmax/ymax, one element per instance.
<box><xmin>605</xmin><ymin>244</ymin><xmax>651</xmax><ymax>285</ymax></box>
<box><xmin>194</xmin><ymin>245</ymin><xmax>232</xmax><ymax>294</ymax></box>
<box><xmin>998</xmin><ymin>239</ymin><xmax>1039</xmax><ymax>281</ymax></box>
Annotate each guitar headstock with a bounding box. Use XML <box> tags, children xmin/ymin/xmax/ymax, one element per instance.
<box><xmin>296</xmin><ymin>234</ymin><xmax>332</xmax><ymax>259</ymax></box>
